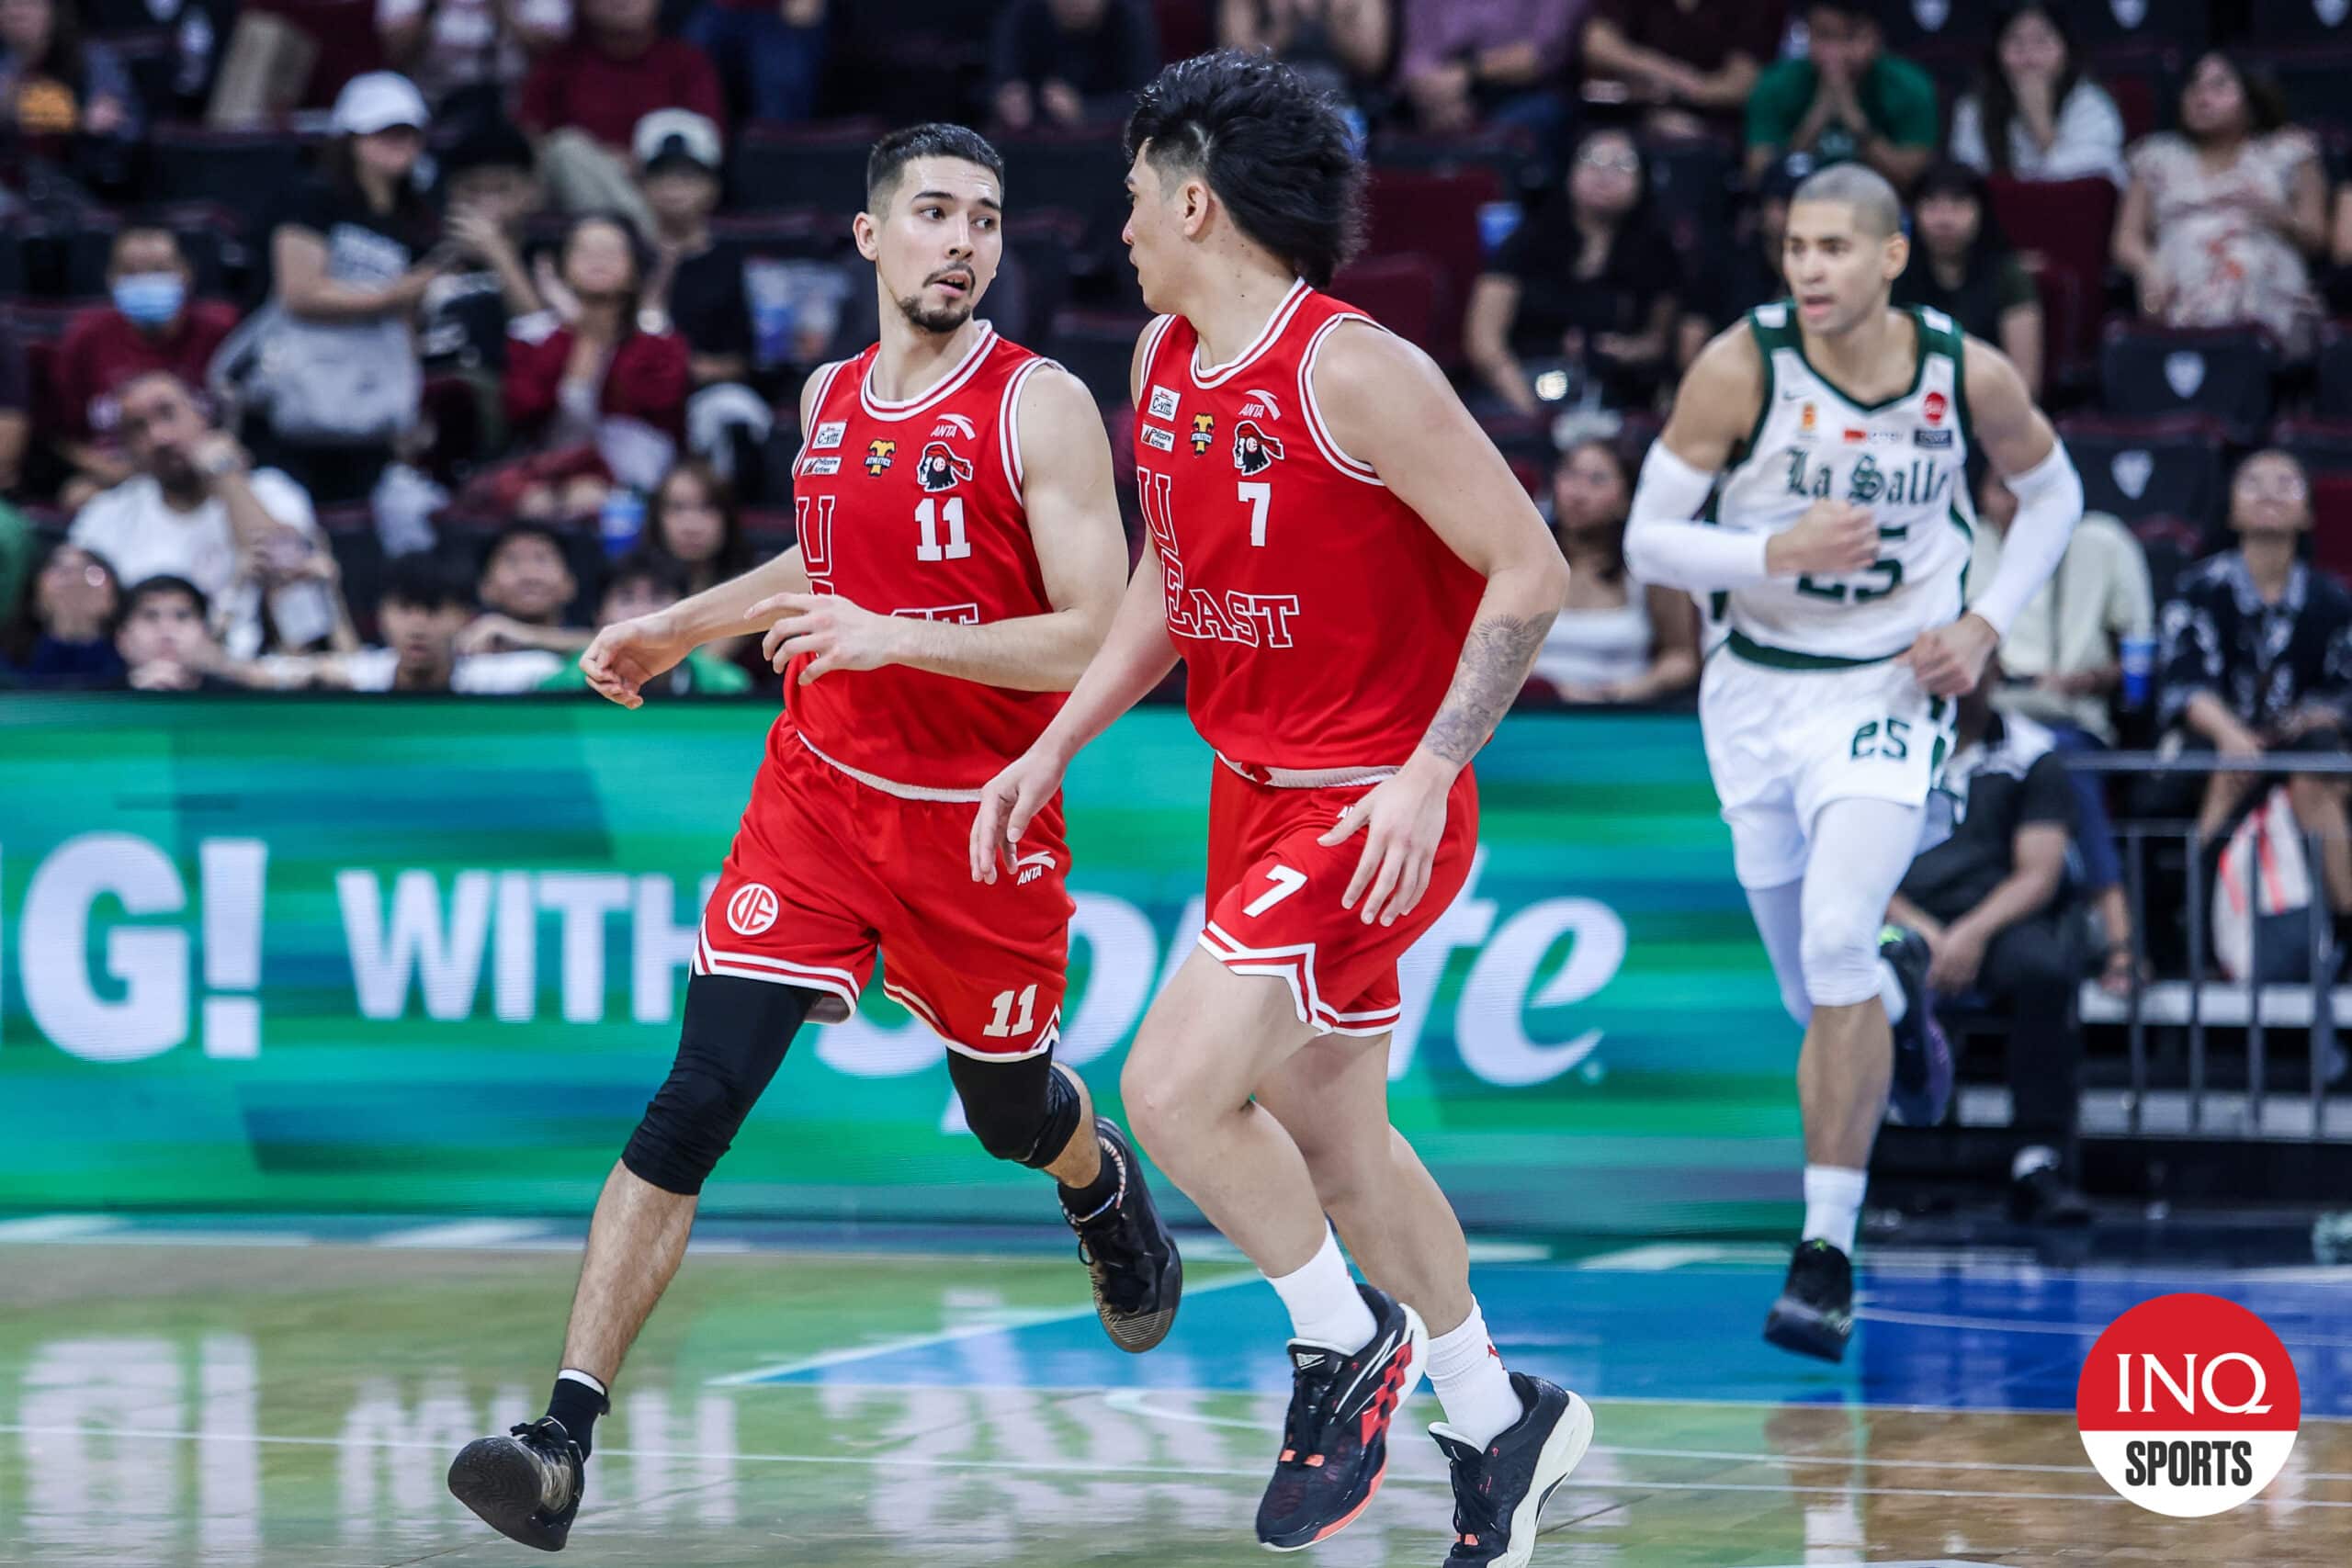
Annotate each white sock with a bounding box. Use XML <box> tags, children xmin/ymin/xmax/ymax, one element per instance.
<box><xmin>1800</xmin><ymin>1165</ymin><xmax>1867</xmax><ymax>1256</ymax></box>
<box><xmin>1266</xmin><ymin>1225</ymin><xmax>1375</xmax><ymax>1349</ymax></box>
<box><xmin>1426</xmin><ymin>1303</ymin><xmax>1523</xmax><ymax>1450</ymax></box>
<box><xmin>1877</xmin><ymin>958</ymin><xmax>1908</xmax><ymax>1025</ymax></box>
<box><xmin>556</xmin><ymin>1368</ymin><xmax>607</xmax><ymax>1398</ymax></box>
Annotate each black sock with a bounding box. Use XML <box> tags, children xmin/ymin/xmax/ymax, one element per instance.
<box><xmin>1057</xmin><ymin>1129</ymin><xmax>1123</xmax><ymax>1217</ymax></box>
<box><xmin>546</xmin><ymin>1371</ymin><xmax>609</xmax><ymax>1460</ymax></box>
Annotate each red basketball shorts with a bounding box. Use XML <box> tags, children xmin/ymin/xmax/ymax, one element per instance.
<box><xmin>1197</xmin><ymin>761</ymin><xmax>1479</xmax><ymax>1036</ymax></box>
<box><xmin>696</xmin><ymin>727</ymin><xmax>1073</xmax><ymax>1058</ymax></box>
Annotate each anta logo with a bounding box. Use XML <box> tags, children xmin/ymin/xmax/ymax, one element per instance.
<box><xmin>1239</xmin><ymin>387</ymin><xmax>1284</xmax><ymax>423</ymax></box>
<box><xmin>915</xmin><ymin>442</ymin><xmax>976</xmax><ymax>493</ymax></box>
<box><xmin>865</xmin><ymin>439</ymin><xmax>897</xmax><ymax>475</ymax></box>
<box><xmin>1190</xmin><ymin>412</ymin><xmax>1216</xmax><ymax>455</ymax></box>
<box><xmin>1012</xmin><ymin>850</ymin><xmax>1055</xmax><ymax>886</ymax></box>
<box><xmin>930</xmin><ymin>412</ymin><xmax>977</xmax><ymax>441</ymax></box>
<box><xmin>1232</xmin><ymin>419</ymin><xmax>1285</xmax><ymax>474</ymax></box>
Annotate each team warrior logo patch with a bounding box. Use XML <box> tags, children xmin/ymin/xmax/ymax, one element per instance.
<box><xmin>1190</xmin><ymin>412</ymin><xmax>1216</xmax><ymax>455</ymax></box>
<box><xmin>1232</xmin><ymin>419</ymin><xmax>1284</xmax><ymax>474</ymax></box>
<box><xmin>915</xmin><ymin>442</ymin><xmax>976</xmax><ymax>493</ymax></box>
<box><xmin>865</xmin><ymin>438</ymin><xmax>897</xmax><ymax>476</ymax></box>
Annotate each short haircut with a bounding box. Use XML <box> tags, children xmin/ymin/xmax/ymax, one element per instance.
<box><xmin>381</xmin><ymin>550</ymin><xmax>474</xmax><ymax>612</ymax></box>
<box><xmin>481</xmin><ymin>522</ymin><xmax>568</xmax><ymax>576</ymax></box>
<box><xmin>1792</xmin><ymin>164</ymin><xmax>1905</xmax><ymax>238</ymax></box>
<box><xmin>118</xmin><ymin>574</ymin><xmax>208</xmax><ymax>630</ymax></box>
<box><xmin>604</xmin><ymin>548</ymin><xmax>691</xmax><ymax>601</ymax></box>
<box><xmin>1125</xmin><ymin>49</ymin><xmax>1364</xmax><ymax>289</ymax></box>
<box><xmin>866</xmin><ymin>122</ymin><xmax>1006</xmax><ymax>209</ymax></box>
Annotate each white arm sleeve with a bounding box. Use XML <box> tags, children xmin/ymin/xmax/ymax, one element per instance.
<box><xmin>1970</xmin><ymin>441</ymin><xmax>2083</xmax><ymax>637</ymax></box>
<box><xmin>1623</xmin><ymin>442</ymin><xmax>1770</xmax><ymax>592</ymax></box>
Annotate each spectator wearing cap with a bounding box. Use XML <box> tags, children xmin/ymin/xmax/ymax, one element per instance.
<box><xmin>539</xmin><ymin>548</ymin><xmax>750</xmax><ymax>694</ymax></box>
<box><xmin>378</xmin><ymin>0</ymin><xmax>571</xmax><ymax>113</ymax></box>
<box><xmin>635</xmin><ymin>109</ymin><xmax>751</xmax><ymax>388</ymax></box>
<box><xmin>520</xmin><ymin>0</ymin><xmax>724</xmax><ymax>228</ymax></box>
<box><xmin>425</xmin><ymin>118</ymin><xmax>548</xmax><ymax>381</ymax></box>
<box><xmin>1746</xmin><ymin>1</ymin><xmax>1938</xmax><ymax>191</ymax></box>
<box><xmin>52</xmin><ymin>223</ymin><xmax>243</xmax><ymax>509</ymax></box>
<box><xmin>684</xmin><ymin>0</ymin><xmax>823</xmax><ymax>126</ymax></box>
<box><xmin>1580</xmin><ymin>0</ymin><xmax>1786</xmax><ymax>141</ymax></box>
<box><xmin>1894</xmin><ymin>162</ymin><xmax>2043</xmax><ymax>397</ymax></box>
<box><xmin>1396</xmin><ymin>0</ymin><xmax>1581</xmax><ymax>142</ymax></box>
<box><xmin>990</xmin><ymin>0</ymin><xmax>1158</xmax><ymax>132</ymax></box>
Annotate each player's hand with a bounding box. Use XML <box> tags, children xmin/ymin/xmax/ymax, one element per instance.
<box><xmin>1318</xmin><ymin>753</ymin><xmax>1452</xmax><ymax>927</ymax></box>
<box><xmin>754</xmin><ymin>591</ymin><xmax>904</xmax><ymax>684</ymax></box>
<box><xmin>1765</xmin><ymin>500</ymin><xmax>1878</xmax><ymax>578</ymax></box>
<box><xmin>579</xmin><ymin>611</ymin><xmax>693</xmax><ymax>709</ymax></box>
<box><xmin>1899</xmin><ymin>612</ymin><xmax>1999</xmax><ymax>697</ymax></box>
<box><xmin>971</xmin><ymin>745</ymin><xmax>1069</xmax><ymax>884</ymax></box>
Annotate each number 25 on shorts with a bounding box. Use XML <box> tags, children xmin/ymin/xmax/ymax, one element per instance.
<box><xmin>1244</xmin><ymin>864</ymin><xmax>1307</xmax><ymax>918</ymax></box>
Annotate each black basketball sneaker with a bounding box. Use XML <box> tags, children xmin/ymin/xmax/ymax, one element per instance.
<box><xmin>1431</xmin><ymin>1372</ymin><xmax>1595</xmax><ymax>1568</ymax></box>
<box><xmin>1256</xmin><ymin>1283</ymin><xmax>1428</xmax><ymax>1551</ymax></box>
<box><xmin>1061</xmin><ymin>1119</ymin><xmax>1183</xmax><ymax>1352</ymax></box>
<box><xmin>1881</xmin><ymin>924</ymin><xmax>1953</xmax><ymax>1127</ymax></box>
<box><xmin>1762</xmin><ymin>1238</ymin><xmax>1855</xmax><ymax>1362</ymax></box>
<box><xmin>447</xmin><ymin>1415</ymin><xmax>586</xmax><ymax>1551</ymax></box>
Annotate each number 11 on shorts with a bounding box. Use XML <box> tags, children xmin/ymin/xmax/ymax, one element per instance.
<box><xmin>984</xmin><ymin>984</ymin><xmax>1038</xmax><ymax>1038</ymax></box>
<box><xmin>1244</xmin><ymin>864</ymin><xmax>1307</xmax><ymax>917</ymax></box>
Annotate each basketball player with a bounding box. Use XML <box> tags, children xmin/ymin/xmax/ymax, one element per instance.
<box><xmin>974</xmin><ymin>54</ymin><xmax>1589</xmax><ymax>1568</ymax></box>
<box><xmin>1624</xmin><ymin>164</ymin><xmax>2083</xmax><ymax>1361</ymax></box>
<box><xmin>445</xmin><ymin>124</ymin><xmax>1182</xmax><ymax>1551</ymax></box>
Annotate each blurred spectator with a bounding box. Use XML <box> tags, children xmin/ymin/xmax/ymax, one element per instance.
<box><xmin>2155</xmin><ymin>451</ymin><xmax>2352</xmax><ymax>848</ymax></box>
<box><xmin>4</xmin><ymin>539</ymin><xmax>122</xmax><ymax>685</ymax></box>
<box><xmin>1889</xmin><ymin>674</ymin><xmax>2089</xmax><ymax>1226</ymax></box>
<box><xmin>685</xmin><ymin>0</ymin><xmax>823</xmax><ymax>126</ymax></box>
<box><xmin>521</xmin><ymin>0</ymin><xmax>723</xmax><ymax>226</ymax></box>
<box><xmin>1465</xmin><ymin>125</ymin><xmax>1680</xmax><ymax>416</ymax></box>
<box><xmin>1396</xmin><ymin>0</ymin><xmax>1579</xmax><ymax>141</ymax></box>
<box><xmin>68</xmin><ymin>372</ymin><xmax>336</xmax><ymax>659</ymax></box>
<box><xmin>1532</xmin><ymin>438</ymin><xmax>1698</xmax><ymax>705</ymax></box>
<box><xmin>1579</xmin><ymin>0</ymin><xmax>1784</xmax><ymax>141</ymax></box>
<box><xmin>1970</xmin><ymin>466</ymin><xmax>2151</xmax><ymax>748</ymax></box>
<box><xmin>1680</xmin><ymin>157</ymin><xmax>1795</xmax><ymax>363</ymax></box>
<box><xmin>475</xmin><ymin>521</ymin><xmax>581</xmax><ymax>629</ymax></box>
<box><xmin>247</xmin><ymin>550</ymin><xmax>564</xmax><ymax>690</ymax></box>
<box><xmin>990</xmin><ymin>0</ymin><xmax>1156</xmax><ymax>132</ymax></box>
<box><xmin>645</xmin><ymin>456</ymin><xmax>749</xmax><ymax>596</ymax></box>
<box><xmin>539</xmin><ymin>548</ymin><xmax>749</xmax><ymax>693</ymax></box>
<box><xmin>1</xmin><ymin>0</ymin><xmax>141</xmax><ymax>142</ymax></box>
<box><xmin>635</xmin><ymin>109</ymin><xmax>752</xmax><ymax>388</ymax></box>
<box><xmin>0</xmin><ymin>312</ymin><xmax>23</xmax><ymax>494</ymax></box>
<box><xmin>114</xmin><ymin>574</ymin><xmax>244</xmax><ymax>691</ymax></box>
<box><xmin>2112</xmin><ymin>52</ymin><xmax>2324</xmax><ymax>358</ymax></box>
<box><xmin>422</xmin><ymin>118</ymin><xmax>547</xmax><ymax>381</ymax></box>
<box><xmin>1893</xmin><ymin>162</ymin><xmax>2042</xmax><ymax>398</ymax></box>
<box><xmin>1745</xmin><ymin>1</ymin><xmax>1936</xmax><ymax>191</ymax></box>
<box><xmin>501</xmin><ymin>213</ymin><xmax>690</xmax><ymax>517</ymax></box>
<box><xmin>1216</xmin><ymin>0</ymin><xmax>1388</xmax><ymax>110</ymax></box>
<box><xmin>1948</xmin><ymin>4</ymin><xmax>2124</xmax><ymax>187</ymax></box>
<box><xmin>378</xmin><ymin>0</ymin><xmax>570</xmax><ymax>114</ymax></box>
<box><xmin>52</xmin><ymin>223</ymin><xmax>243</xmax><ymax>509</ymax></box>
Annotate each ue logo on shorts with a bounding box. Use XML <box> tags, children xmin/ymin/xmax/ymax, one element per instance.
<box><xmin>2075</xmin><ymin>1292</ymin><xmax>2301</xmax><ymax>1517</ymax></box>
<box><xmin>726</xmin><ymin>883</ymin><xmax>780</xmax><ymax>938</ymax></box>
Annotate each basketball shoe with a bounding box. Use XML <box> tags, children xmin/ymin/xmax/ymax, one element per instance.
<box><xmin>1881</xmin><ymin>924</ymin><xmax>1953</xmax><ymax>1126</ymax></box>
<box><xmin>1431</xmin><ymin>1372</ymin><xmax>1595</xmax><ymax>1568</ymax></box>
<box><xmin>1256</xmin><ymin>1283</ymin><xmax>1428</xmax><ymax>1551</ymax></box>
<box><xmin>1061</xmin><ymin>1119</ymin><xmax>1183</xmax><ymax>1352</ymax></box>
<box><xmin>1763</xmin><ymin>1238</ymin><xmax>1855</xmax><ymax>1362</ymax></box>
<box><xmin>447</xmin><ymin>1415</ymin><xmax>586</xmax><ymax>1551</ymax></box>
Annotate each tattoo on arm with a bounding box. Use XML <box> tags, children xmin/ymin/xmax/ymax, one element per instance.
<box><xmin>1420</xmin><ymin>614</ymin><xmax>1550</xmax><ymax>765</ymax></box>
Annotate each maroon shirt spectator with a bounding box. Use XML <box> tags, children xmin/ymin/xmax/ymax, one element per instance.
<box><xmin>504</xmin><ymin>316</ymin><xmax>689</xmax><ymax>438</ymax></box>
<box><xmin>1398</xmin><ymin>0</ymin><xmax>1584</xmax><ymax>136</ymax></box>
<box><xmin>51</xmin><ymin>226</ymin><xmax>240</xmax><ymax>489</ymax></box>
<box><xmin>518</xmin><ymin>0</ymin><xmax>723</xmax><ymax>150</ymax></box>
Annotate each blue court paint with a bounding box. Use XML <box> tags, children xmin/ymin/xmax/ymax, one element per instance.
<box><xmin>746</xmin><ymin>1261</ymin><xmax>2352</xmax><ymax>1418</ymax></box>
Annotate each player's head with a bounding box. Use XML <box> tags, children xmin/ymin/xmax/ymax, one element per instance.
<box><xmin>1783</xmin><ymin>164</ymin><xmax>1906</xmax><ymax>334</ymax></box>
<box><xmin>379</xmin><ymin>551</ymin><xmax>474</xmax><ymax>674</ymax></box>
<box><xmin>858</xmin><ymin>122</ymin><xmax>1005</xmax><ymax>334</ymax></box>
<box><xmin>1122</xmin><ymin>50</ymin><xmax>1364</xmax><ymax>309</ymax></box>
<box><xmin>2228</xmin><ymin>449</ymin><xmax>2312</xmax><ymax>541</ymax></box>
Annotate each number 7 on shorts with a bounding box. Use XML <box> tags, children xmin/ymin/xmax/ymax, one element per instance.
<box><xmin>1244</xmin><ymin>864</ymin><xmax>1307</xmax><ymax>918</ymax></box>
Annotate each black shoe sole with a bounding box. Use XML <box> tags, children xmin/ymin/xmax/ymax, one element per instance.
<box><xmin>448</xmin><ymin>1438</ymin><xmax>573</xmax><ymax>1551</ymax></box>
<box><xmin>1762</xmin><ymin>1296</ymin><xmax>1851</xmax><ymax>1363</ymax></box>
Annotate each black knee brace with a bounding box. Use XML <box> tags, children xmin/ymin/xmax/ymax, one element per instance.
<box><xmin>621</xmin><ymin>974</ymin><xmax>815</xmax><ymax>1195</ymax></box>
<box><xmin>948</xmin><ymin>1048</ymin><xmax>1082</xmax><ymax>1169</ymax></box>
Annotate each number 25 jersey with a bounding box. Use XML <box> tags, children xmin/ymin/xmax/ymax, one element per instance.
<box><xmin>787</xmin><ymin>324</ymin><xmax>1063</xmax><ymax>792</ymax></box>
<box><xmin>1133</xmin><ymin>282</ymin><xmax>1486</xmax><ymax>774</ymax></box>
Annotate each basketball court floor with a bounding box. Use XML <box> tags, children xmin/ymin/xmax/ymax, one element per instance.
<box><xmin>1</xmin><ymin>1216</ymin><xmax>2346</xmax><ymax>1565</ymax></box>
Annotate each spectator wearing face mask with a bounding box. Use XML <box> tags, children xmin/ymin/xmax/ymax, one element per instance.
<box><xmin>52</xmin><ymin>221</ymin><xmax>242</xmax><ymax>509</ymax></box>
<box><xmin>539</xmin><ymin>548</ymin><xmax>748</xmax><ymax>694</ymax></box>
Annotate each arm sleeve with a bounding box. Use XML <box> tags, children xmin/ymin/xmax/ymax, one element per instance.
<box><xmin>1970</xmin><ymin>440</ymin><xmax>2083</xmax><ymax>637</ymax></box>
<box><xmin>2018</xmin><ymin>754</ymin><xmax>2077</xmax><ymax>829</ymax></box>
<box><xmin>1623</xmin><ymin>441</ymin><xmax>1770</xmax><ymax>591</ymax></box>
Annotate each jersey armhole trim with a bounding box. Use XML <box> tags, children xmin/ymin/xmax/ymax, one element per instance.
<box><xmin>1951</xmin><ymin>328</ymin><xmax>1974</xmax><ymax>454</ymax></box>
<box><xmin>1734</xmin><ymin>312</ymin><xmax>1777</xmax><ymax>471</ymax></box>
<box><xmin>1299</xmin><ymin>313</ymin><xmax>1385</xmax><ymax>487</ymax></box>
<box><xmin>802</xmin><ymin>359</ymin><xmax>847</xmax><ymax>430</ymax></box>
<box><xmin>1000</xmin><ymin>355</ymin><xmax>1051</xmax><ymax>502</ymax></box>
<box><xmin>1135</xmin><ymin>313</ymin><xmax>1178</xmax><ymax>404</ymax></box>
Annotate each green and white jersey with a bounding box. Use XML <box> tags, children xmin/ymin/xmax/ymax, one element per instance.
<box><xmin>1711</xmin><ymin>302</ymin><xmax>1974</xmax><ymax>668</ymax></box>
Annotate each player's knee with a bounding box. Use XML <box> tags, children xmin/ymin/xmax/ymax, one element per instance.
<box><xmin>623</xmin><ymin>1061</ymin><xmax>753</xmax><ymax>1196</ymax></box>
<box><xmin>1800</xmin><ymin>918</ymin><xmax>1882</xmax><ymax>1010</ymax></box>
<box><xmin>950</xmin><ymin>1051</ymin><xmax>1080</xmax><ymax>1168</ymax></box>
<box><xmin>620</xmin><ymin>976</ymin><xmax>811</xmax><ymax>1196</ymax></box>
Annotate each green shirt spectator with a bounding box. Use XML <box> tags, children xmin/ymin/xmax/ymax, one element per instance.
<box><xmin>541</xmin><ymin>644</ymin><xmax>751</xmax><ymax>695</ymax></box>
<box><xmin>1747</xmin><ymin>2</ymin><xmax>1938</xmax><ymax>191</ymax></box>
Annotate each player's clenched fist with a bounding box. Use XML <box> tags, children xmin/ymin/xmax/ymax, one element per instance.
<box><xmin>1766</xmin><ymin>499</ymin><xmax>1879</xmax><ymax>577</ymax></box>
<box><xmin>578</xmin><ymin>613</ymin><xmax>693</xmax><ymax>709</ymax></box>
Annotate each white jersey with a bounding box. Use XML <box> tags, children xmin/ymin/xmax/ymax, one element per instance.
<box><xmin>1710</xmin><ymin>302</ymin><xmax>1975</xmax><ymax>669</ymax></box>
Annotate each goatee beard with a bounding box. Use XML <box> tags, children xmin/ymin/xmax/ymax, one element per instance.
<box><xmin>895</xmin><ymin>294</ymin><xmax>973</xmax><ymax>334</ymax></box>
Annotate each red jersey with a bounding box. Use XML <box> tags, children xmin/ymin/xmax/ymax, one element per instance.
<box><xmin>1135</xmin><ymin>281</ymin><xmax>1487</xmax><ymax>773</ymax></box>
<box><xmin>785</xmin><ymin>324</ymin><xmax>1063</xmax><ymax>792</ymax></box>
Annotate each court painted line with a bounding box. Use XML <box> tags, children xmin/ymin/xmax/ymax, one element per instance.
<box><xmin>372</xmin><ymin>1221</ymin><xmax>550</xmax><ymax>1249</ymax></box>
<box><xmin>0</xmin><ymin>1215</ymin><xmax>122</xmax><ymax>1241</ymax></box>
<box><xmin>1175</xmin><ymin>1234</ymin><xmax>1552</xmax><ymax>1266</ymax></box>
<box><xmin>1859</xmin><ymin>1304</ymin><xmax>2352</xmax><ymax>1348</ymax></box>
<box><xmin>13</xmin><ymin>1421</ymin><xmax>2335</xmax><ymax>1507</ymax></box>
<box><xmin>707</xmin><ymin>1270</ymin><xmax>1266</xmax><ymax>1384</ymax></box>
<box><xmin>1571</xmin><ymin>1244</ymin><xmax>1740</xmax><ymax>1271</ymax></box>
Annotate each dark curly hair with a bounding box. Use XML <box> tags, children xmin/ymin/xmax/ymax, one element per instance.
<box><xmin>867</xmin><ymin>122</ymin><xmax>1006</xmax><ymax>209</ymax></box>
<box><xmin>1124</xmin><ymin>50</ymin><xmax>1365</xmax><ymax>289</ymax></box>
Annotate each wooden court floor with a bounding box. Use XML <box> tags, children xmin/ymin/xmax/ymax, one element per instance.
<box><xmin>0</xmin><ymin>1229</ymin><xmax>2346</xmax><ymax>1565</ymax></box>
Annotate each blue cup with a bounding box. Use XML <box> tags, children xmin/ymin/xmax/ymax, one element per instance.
<box><xmin>2120</xmin><ymin>634</ymin><xmax>2157</xmax><ymax>709</ymax></box>
<box><xmin>1477</xmin><ymin>201</ymin><xmax>1523</xmax><ymax>259</ymax></box>
<box><xmin>599</xmin><ymin>489</ymin><xmax>646</xmax><ymax>558</ymax></box>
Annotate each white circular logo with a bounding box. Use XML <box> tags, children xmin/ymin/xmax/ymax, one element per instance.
<box><xmin>2077</xmin><ymin>1293</ymin><xmax>2301</xmax><ymax>1517</ymax></box>
<box><xmin>725</xmin><ymin>883</ymin><xmax>780</xmax><ymax>937</ymax></box>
